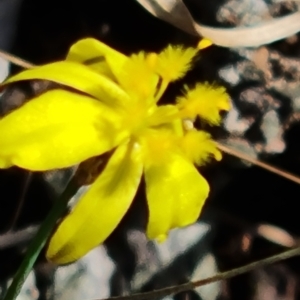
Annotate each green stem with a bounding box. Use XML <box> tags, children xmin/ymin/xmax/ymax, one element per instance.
<box><xmin>3</xmin><ymin>177</ymin><xmax>79</xmax><ymax>300</ymax></box>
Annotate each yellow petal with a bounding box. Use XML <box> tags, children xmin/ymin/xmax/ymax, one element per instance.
<box><xmin>46</xmin><ymin>142</ymin><xmax>143</xmax><ymax>264</ymax></box>
<box><xmin>140</xmin><ymin>129</ymin><xmax>179</xmax><ymax>165</ymax></box>
<box><xmin>144</xmin><ymin>151</ymin><xmax>209</xmax><ymax>240</ymax></box>
<box><xmin>66</xmin><ymin>38</ymin><xmax>119</xmax><ymax>80</ymax></box>
<box><xmin>0</xmin><ymin>89</ymin><xmax>125</xmax><ymax>170</ymax></box>
<box><xmin>67</xmin><ymin>38</ymin><xmax>129</xmax><ymax>85</ymax></box>
<box><xmin>2</xmin><ymin>61</ymin><xmax>130</xmax><ymax>107</ymax></box>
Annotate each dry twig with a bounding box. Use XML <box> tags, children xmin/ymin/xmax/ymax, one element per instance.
<box><xmin>100</xmin><ymin>246</ymin><xmax>300</xmax><ymax>300</ymax></box>
<box><xmin>136</xmin><ymin>0</ymin><xmax>300</xmax><ymax>47</ymax></box>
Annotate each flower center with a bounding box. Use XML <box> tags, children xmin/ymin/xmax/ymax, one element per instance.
<box><xmin>121</xmin><ymin>101</ymin><xmax>152</xmax><ymax>137</ymax></box>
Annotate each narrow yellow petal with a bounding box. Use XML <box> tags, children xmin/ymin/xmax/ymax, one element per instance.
<box><xmin>46</xmin><ymin>142</ymin><xmax>143</xmax><ymax>264</ymax></box>
<box><xmin>66</xmin><ymin>38</ymin><xmax>119</xmax><ymax>80</ymax></box>
<box><xmin>117</xmin><ymin>52</ymin><xmax>159</xmax><ymax>100</ymax></box>
<box><xmin>0</xmin><ymin>89</ymin><xmax>126</xmax><ymax>170</ymax></box>
<box><xmin>67</xmin><ymin>38</ymin><xmax>129</xmax><ymax>85</ymax></box>
<box><xmin>180</xmin><ymin>130</ymin><xmax>222</xmax><ymax>165</ymax></box>
<box><xmin>177</xmin><ymin>83</ymin><xmax>230</xmax><ymax>125</ymax></box>
<box><xmin>155</xmin><ymin>45</ymin><xmax>198</xmax><ymax>81</ymax></box>
<box><xmin>2</xmin><ymin>61</ymin><xmax>130</xmax><ymax>107</ymax></box>
<box><xmin>144</xmin><ymin>152</ymin><xmax>209</xmax><ymax>240</ymax></box>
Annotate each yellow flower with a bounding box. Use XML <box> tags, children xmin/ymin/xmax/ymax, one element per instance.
<box><xmin>0</xmin><ymin>38</ymin><xmax>230</xmax><ymax>264</ymax></box>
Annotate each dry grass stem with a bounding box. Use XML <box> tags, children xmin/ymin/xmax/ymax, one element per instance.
<box><xmin>100</xmin><ymin>247</ymin><xmax>300</xmax><ymax>300</ymax></box>
<box><xmin>0</xmin><ymin>49</ymin><xmax>35</xmax><ymax>69</ymax></box>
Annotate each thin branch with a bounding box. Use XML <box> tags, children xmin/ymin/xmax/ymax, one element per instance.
<box><xmin>217</xmin><ymin>143</ymin><xmax>300</xmax><ymax>185</ymax></box>
<box><xmin>100</xmin><ymin>246</ymin><xmax>300</xmax><ymax>300</ymax></box>
<box><xmin>0</xmin><ymin>49</ymin><xmax>34</xmax><ymax>69</ymax></box>
<box><xmin>1</xmin><ymin>50</ymin><xmax>300</xmax><ymax>186</ymax></box>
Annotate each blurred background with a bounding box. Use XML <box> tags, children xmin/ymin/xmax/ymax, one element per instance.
<box><xmin>1</xmin><ymin>1</ymin><xmax>300</xmax><ymax>300</ymax></box>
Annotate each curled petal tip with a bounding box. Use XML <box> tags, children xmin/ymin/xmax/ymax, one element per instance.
<box><xmin>197</xmin><ymin>38</ymin><xmax>213</xmax><ymax>50</ymax></box>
